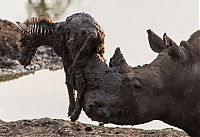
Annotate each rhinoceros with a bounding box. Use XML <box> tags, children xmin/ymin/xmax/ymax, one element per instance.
<box><xmin>81</xmin><ymin>30</ymin><xmax>200</xmax><ymax>137</ymax></box>
<box><xmin>16</xmin><ymin>12</ymin><xmax>200</xmax><ymax>137</ymax></box>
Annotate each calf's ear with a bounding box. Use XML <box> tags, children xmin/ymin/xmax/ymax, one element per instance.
<box><xmin>16</xmin><ymin>22</ymin><xmax>27</xmax><ymax>30</ymax></box>
<box><xmin>147</xmin><ymin>29</ymin><xmax>167</xmax><ymax>53</ymax></box>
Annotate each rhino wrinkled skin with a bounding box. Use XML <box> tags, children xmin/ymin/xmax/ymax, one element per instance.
<box><xmin>82</xmin><ymin>30</ymin><xmax>200</xmax><ymax>137</ymax></box>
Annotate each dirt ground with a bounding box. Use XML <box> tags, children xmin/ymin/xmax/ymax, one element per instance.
<box><xmin>0</xmin><ymin>118</ymin><xmax>189</xmax><ymax>137</ymax></box>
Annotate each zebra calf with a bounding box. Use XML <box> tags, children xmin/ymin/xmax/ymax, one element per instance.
<box><xmin>16</xmin><ymin>13</ymin><xmax>105</xmax><ymax>121</ymax></box>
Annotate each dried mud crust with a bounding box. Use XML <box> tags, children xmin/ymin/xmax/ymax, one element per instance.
<box><xmin>0</xmin><ymin>118</ymin><xmax>189</xmax><ymax>137</ymax></box>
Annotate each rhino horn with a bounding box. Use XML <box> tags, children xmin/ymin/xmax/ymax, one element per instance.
<box><xmin>147</xmin><ymin>29</ymin><xmax>166</xmax><ymax>53</ymax></box>
<box><xmin>109</xmin><ymin>47</ymin><xmax>127</xmax><ymax>67</ymax></box>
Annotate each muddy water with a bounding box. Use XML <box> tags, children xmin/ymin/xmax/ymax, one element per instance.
<box><xmin>0</xmin><ymin>0</ymin><xmax>198</xmax><ymax>130</ymax></box>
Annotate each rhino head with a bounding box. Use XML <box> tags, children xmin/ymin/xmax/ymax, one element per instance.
<box><xmin>82</xmin><ymin>30</ymin><xmax>200</xmax><ymax>137</ymax></box>
<box><xmin>136</xmin><ymin>30</ymin><xmax>200</xmax><ymax>136</ymax></box>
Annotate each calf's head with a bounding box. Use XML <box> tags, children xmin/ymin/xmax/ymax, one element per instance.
<box><xmin>16</xmin><ymin>17</ymin><xmax>55</xmax><ymax>67</ymax></box>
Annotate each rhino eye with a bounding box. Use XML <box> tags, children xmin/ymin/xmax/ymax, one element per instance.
<box><xmin>133</xmin><ymin>78</ymin><xmax>143</xmax><ymax>90</ymax></box>
<box><xmin>134</xmin><ymin>84</ymin><xmax>141</xmax><ymax>89</ymax></box>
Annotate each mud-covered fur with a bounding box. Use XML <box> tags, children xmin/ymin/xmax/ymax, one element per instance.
<box><xmin>17</xmin><ymin>13</ymin><xmax>105</xmax><ymax>121</ymax></box>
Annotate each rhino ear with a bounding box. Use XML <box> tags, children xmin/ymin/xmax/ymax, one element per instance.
<box><xmin>147</xmin><ymin>29</ymin><xmax>167</xmax><ymax>53</ymax></box>
<box><xmin>163</xmin><ymin>33</ymin><xmax>178</xmax><ymax>47</ymax></box>
<box><xmin>16</xmin><ymin>21</ymin><xmax>27</xmax><ymax>30</ymax></box>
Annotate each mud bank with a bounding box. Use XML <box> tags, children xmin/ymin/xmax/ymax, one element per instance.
<box><xmin>0</xmin><ymin>118</ymin><xmax>189</xmax><ymax>137</ymax></box>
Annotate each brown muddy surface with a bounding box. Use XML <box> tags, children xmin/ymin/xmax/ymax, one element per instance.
<box><xmin>0</xmin><ymin>118</ymin><xmax>189</xmax><ymax>137</ymax></box>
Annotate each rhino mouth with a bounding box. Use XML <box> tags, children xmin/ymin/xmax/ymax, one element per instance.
<box><xmin>84</xmin><ymin>100</ymin><xmax>137</xmax><ymax>125</ymax></box>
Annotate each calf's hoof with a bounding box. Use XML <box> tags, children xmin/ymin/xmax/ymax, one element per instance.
<box><xmin>70</xmin><ymin>112</ymin><xmax>80</xmax><ymax>122</ymax></box>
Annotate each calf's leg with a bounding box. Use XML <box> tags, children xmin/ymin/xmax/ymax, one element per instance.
<box><xmin>70</xmin><ymin>32</ymin><xmax>98</xmax><ymax>121</ymax></box>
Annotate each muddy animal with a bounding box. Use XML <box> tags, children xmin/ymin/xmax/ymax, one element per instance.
<box><xmin>16</xmin><ymin>12</ymin><xmax>105</xmax><ymax>121</ymax></box>
<box><xmin>58</xmin><ymin>29</ymin><xmax>198</xmax><ymax>137</ymax></box>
